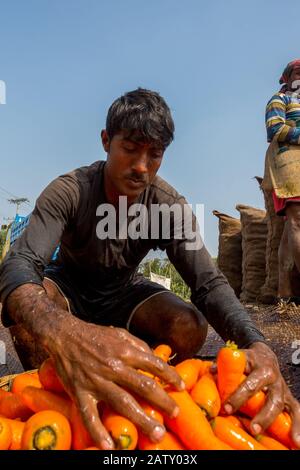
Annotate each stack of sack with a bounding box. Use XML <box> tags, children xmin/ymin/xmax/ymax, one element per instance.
<box><xmin>213</xmin><ymin>176</ymin><xmax>298</xmax><ymax>304</ymax></box>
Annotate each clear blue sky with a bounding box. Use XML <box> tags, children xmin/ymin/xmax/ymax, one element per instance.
<box><xmin>0</xmin><ymin>0</ymin><xmax>299</xmax><ymax>256</ymax></box>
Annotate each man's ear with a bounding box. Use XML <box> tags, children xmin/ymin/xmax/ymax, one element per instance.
<box><xmin>101</xmin><ymin>129</ymin><xmax>110</xmax><ymax>152</ymax></box>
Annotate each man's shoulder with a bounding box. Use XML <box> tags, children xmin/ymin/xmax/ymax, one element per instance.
<box><xmin>60</xmin><ymin>160</ymin><xmax>105</xmax><ymax>185</ymax></box>
<box><xmin>149</xmin><ymin>174</ymin><xmax>185</xmax><ymax>204</ymax></box>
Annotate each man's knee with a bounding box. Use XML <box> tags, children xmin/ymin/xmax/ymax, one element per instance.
<box><xmin>167</xmin><ymin>304</ymin><xmax>208</xmax><ymax>361</ymax></box>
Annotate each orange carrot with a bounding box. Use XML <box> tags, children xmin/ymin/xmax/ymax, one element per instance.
<box><xmin>138</xmin><ymin>400</ymin><xmax>164</xmax><ymax>424</ymax></box>
<box><xmin>217</xmin><ymin>341</ymin><xmax>246</xmax><ymax>406</ymax></box>
<box><xmin>102</xmin><ymin>408</ymin><xmax>138</xmax><ymax>450</ymax></box>
<box><xmin>226</xmin><ymin>415</ymin><xmax>243</xmax><ymax>429</ymax></box>
<box><xmin>153</xmin><ymin>344</ymin><xmax>172</xmax><ymax>362</ymax></box>
<box><xmin>239</xmin><ymin>417</ymin><xmax>288</xmax><ymax>450</ymax></box>
<box><xmin>175</xmin><ymin>359</ymin><xmax>200</xmax><ymax>390</ymax></box>
<box><xmin>138</xmin><ymin>431</ymin><xmax>185</xmax><ymax>450</ymax></box>
<box><xmin>11</xmin><ymin>372</ymin><xmax>42</xmax><ymax>395</ymax></box>
<box><xmin>0</xmin><ymin>417</ymin><xmax>12</xmax><ymax>450</ymax></box>
<box><xmin>190</xmin><ymin>372</ymin><xmax>221</xmax><ymax>418</ymax></box>
<box><xmin>21</xmin><ymin>410</ymin><xmax>71</xmax><ymax>450</ymax></box>
<box><xmin>21</xmin><ymin>386</ymin><xmax>72</xmax><ymax>420</ymax></box>
<box><xmin>0</xmin><ymin>389</ymin><xmax>32</xmax><ymax>420</ymax></box>
<box><xmin>70</xmin><ymin>403</ymin><xmax>95</xmax><ymax>450</ymax></box>
<box><xmin>238</xmin><ymin>377</ymin><xmax>294</xmax><ymax>449</ymax></box>
<box><xmin>38</xmin><ymin>357</ymin><xmax>65</xmax><ymax>393</ymax></box>
<box><xmin>256</xmin><ymin>434</ymin><xmax>288</xmax><ymax>450</ymax></box>
<box><xmin>267</xmin><ymin>412</ymin><xmax>295</xmax><ymax>449</ymax></box>
<box><xmin>0</xmin><ymin>417</ymin><xmax>25</xmax><ymax>450</ymax></box>
<box><xmin>164</xmin><ymin>390</ymin><xmax>232</xmax><ymax>450</ymax></box>
<box><xmin>211</xmin><ymin>416</ymin><xmax>266</xmax><ymax>450</ymax></box>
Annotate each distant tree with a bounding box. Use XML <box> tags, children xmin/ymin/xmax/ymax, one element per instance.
<box><xmin>140</xmin><ymin>258</ymin><xmax>191</xmax><ymax>301</ymax></box>
<box><xmin>0</xmin><ymin>228</ymin><xmax>7</xmax><ymax>260</ymax></box>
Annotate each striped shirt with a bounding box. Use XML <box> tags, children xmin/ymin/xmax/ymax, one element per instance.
<box><xmin>265</xmin><ymin>91</ymin><xmax>300</xmax><ymax>144</ymax></box>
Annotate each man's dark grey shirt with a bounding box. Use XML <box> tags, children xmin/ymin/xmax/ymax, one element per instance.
<box><xmin>0</xmin><ymin>160</ymin><xmax>265</xmax><ymax>347</ymax></box>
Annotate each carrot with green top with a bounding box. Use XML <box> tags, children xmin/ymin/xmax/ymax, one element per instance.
<box><xmin>102</xmin><ymin>408</ymin><xmax>138</xmax><ymax>450</ymax></box>
<box><xmin>217</xmin><ymin>341</ymin><xmax>247</xmax><ymax>406</ymax></box>
<box><xmin>164</xmin><ymin>390</ymin><xmax>233</xmax><ymax>450</ymax></box>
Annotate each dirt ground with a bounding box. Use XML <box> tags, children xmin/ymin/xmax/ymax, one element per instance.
<box><xmin>1</xmin><ymin>302</ymin><xmax>300</xmax><ymax>399</ymax></box>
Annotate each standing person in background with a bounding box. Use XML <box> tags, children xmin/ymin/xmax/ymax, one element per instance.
<box><xmin>265</xmin><ymin>59</ymin><xmax>300</xmax><ymax>301</ymax></box>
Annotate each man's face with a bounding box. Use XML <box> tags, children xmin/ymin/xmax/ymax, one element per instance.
<box><xmin>288</xmin><ymin>68</ymin><xmax>300</xmax><ymax>91</ymax></box>
<box><xmin>101</xmin><ymin>130</ymin><xmax>164</xmax><ymax>199</ymax></box>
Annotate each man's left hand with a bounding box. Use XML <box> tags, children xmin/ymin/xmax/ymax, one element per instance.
<box><xmin>223</xmin><ymin>341</ymin><xmax>300</xmax><ymax>448</ymax></box>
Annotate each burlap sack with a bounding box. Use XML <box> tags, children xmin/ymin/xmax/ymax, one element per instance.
<box><xmin>213</xmin><ymin>210</ymin><xmax>242</xmax><ymax>297</ymax></box>
<box><xmin>262</xmin><ymin>141</ymin><xmax>300</xmax><ymax>197</ymax></box>
<box><xmin>236</xmin><ymin>204</ymin><xmax>268</xmax><ymax>302</ymax></box>
<box><xmin>254</xmin><ymin>177</ymin><xmax>285</xmax><ymax>303</ymax></box>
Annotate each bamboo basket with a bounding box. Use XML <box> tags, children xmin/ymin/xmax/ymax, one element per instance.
<box><xmin>0</xmin><ymin>370</ymin><xmax>37</xmax><ymax>391</ymax></box>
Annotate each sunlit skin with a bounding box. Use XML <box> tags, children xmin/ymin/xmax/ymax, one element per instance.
<box><xmin>287</xmin><ymin>68</ymin><xmax>300</xmax><ymax>92</ymax></box>
<box><xmin>101</xmin><ymin>130</ymin><xmax>164</xmax><ymax>206</ymax></box>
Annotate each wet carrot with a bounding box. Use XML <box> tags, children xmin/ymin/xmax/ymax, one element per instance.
<box><xmin>175</xmin><ymin>359</ymin><xmax>200</xmax><ymax>390</ymax></box>
<box><xmin>238</xmin><ymin>377</ymin><xmax>294</xmax><ymax>448</ymax></box>
<box><xmin>211</xmin><ymin>416</ymin><xmax>266</xmax><ymax>450</ymax></box>
<box><xmin>0</xmin><ymin>417</ymin><xmax>12</xmax><ymax>450</ymax></box>
<box><xmin>153</xmin><ymin>344</ymin><xmax>172</xmax><ymax>362</ymax></box>
<box><xmin>21</xmin><ymin>410</ymin><xmax>71</xmax><ymax>450</ymax></box>
<box><xmin>217</xmin><ymin>341</ymin><xmax>246</xmax><ymax>406</ymax></box>
<box><xmin>138</xmin><ymin>431</ymin><xmax>185</xmax><ymax>450</ymax></box>
<box><xmin>138</xmin><ymin>400</ymin><xmax>164</xmax><ymax>424</ymax></box>
<box><xmin>226</xmin><ymin>415</ymin><xmax>243</xmax><ymax>429</ymax></box>
<box><xmin>70</xmin><ymin>403</ymin><xmax>95</xmax><ymax>450</ymax></box>
<box><xmin>38</xmin><ymin>357</ymin><xmax>65</xmax><ymax>394</ymax></box>
<box><xmin>0</xmin><ymin>389</ymin><xmax>32</xmax><ymax>420</ymax></box>
<box><xmin>256</xmin><ymin>434</ymin><xmax>288</xmax><ymax>450</ymax></box>
<box><xmin>267</xmin><ymin>412</ymin><xmax>295</xmax><ymax>449</ymax></box>
<box><xmin>239</xmin><ymin>417</ymin><xmax>289</xmax><ymax>450</ymax></box>
<box><xmin>21</xmin><ymin>386</ymin><xmax>72</xmax><ymax>420</ymax></box>
<box><xmin>164</xmin><ymin>390</ymin><xmax>232</xmax><ymax>450</ymax></box>
<box><xmin>190</xmin><ymin>372</ymin><xmax>221</xmax><ymax>418</ymax></box>
<box><xmin>0</xmin><ymin>417</ymin><xmax>25</xmax><ymax>450</ymax></box>
<box><xmin>11</xmin><ymin>372</ymin><xmax>42</xmax><ymax>395</ymax></box>
<box><xmin>102</xmin><ymin>408</ymin><xmax>138</xmax><ymax>450</ymax></box>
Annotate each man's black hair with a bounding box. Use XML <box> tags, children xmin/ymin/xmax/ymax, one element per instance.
<box><xmin>106</xmin><ymin>88</ymin><xmax>174</xmax><ymax>149</ymax></box>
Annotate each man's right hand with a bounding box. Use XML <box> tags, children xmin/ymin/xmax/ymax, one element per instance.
<box><xmin>6</xmin><ymin>284</ymin><xmax>184</xmax><ymax>450</ymax></box>
<box><xmin>46</xmin><ymin>317</ymin><xmax>184</xmax><ymax>449</ymax></box>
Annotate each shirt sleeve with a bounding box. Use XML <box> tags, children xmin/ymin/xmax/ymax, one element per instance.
<box><xmin>266</xmin><ymin>94</ymin><xmax>300</xmax><ymax>144</ymax></box>
<box><xmin>158</xmin><ymin>198</ymin><xmax>266</xmax><ymax>348</ymax></box>
<box><xmin>0</xmin><ymin>174</ymin><xmax>80</xmax><ymax>325</ymax></box>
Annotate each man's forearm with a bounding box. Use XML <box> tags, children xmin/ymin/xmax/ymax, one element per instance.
<box><xmin>6</xmin><ymin>283</ymin><xmax>71</xmax><ymax>350</ymax></box>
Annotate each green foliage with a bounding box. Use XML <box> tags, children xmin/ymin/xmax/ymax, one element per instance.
<box><xmin>140</xmin><ymin>258</ymin><xmax>191</xmax><ymax>301</ymax></box>
<box><xmin>0</xmin><ymin>228</ymin><xmax>7</xmax><ymax>260</ymax></box>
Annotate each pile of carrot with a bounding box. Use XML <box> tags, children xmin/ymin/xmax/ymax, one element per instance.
<box><xmin>0</xmin><ymin>342</ymin><xmax>295</xmax><ymax>450</ymax></box>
